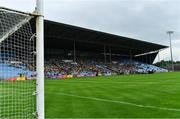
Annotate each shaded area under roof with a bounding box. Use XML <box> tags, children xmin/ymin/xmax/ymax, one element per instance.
<box><xmin>44</xmin><ymin>20</ymin><xmax>167</xmax><ymax>56</ymax></box>
<box><xmin>29</xmin><ymin>19</ymin><xmax>168</xmax><ymax>64</ymax></box>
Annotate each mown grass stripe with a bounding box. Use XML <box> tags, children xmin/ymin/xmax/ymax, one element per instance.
<box><xmin>51</xmin><ymin>92</ymin><xmax>180</xmax><ymax>112</ymax></box>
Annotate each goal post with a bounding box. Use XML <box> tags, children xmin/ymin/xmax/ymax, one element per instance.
<box><xmin>0</xmin><ymin>0</ymin><xmax>44</xmax><ymax>118</ymax></box>
<box><xmin>36</xmin><ymin>0</ymin><xmax>45</xmax><ymax>119</ymax></box>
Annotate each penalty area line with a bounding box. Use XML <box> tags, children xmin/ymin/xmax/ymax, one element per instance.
<box><xmin>53</xmin><ymin>92</ymin><xmax>180</xmax><ymax>112</ymax></box>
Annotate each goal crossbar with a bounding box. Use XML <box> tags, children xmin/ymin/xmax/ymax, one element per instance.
<box><xmin>0</xmin><ymin>15</ymin><xmax>33</xmax><ymax>43</ymax></box>
<box><xmin>0</xmin><ymin>6</ymin><xmax>38</xmax><ymax>16</ymax></box>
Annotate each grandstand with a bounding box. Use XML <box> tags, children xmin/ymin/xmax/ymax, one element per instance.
<box><xmin>0</xmin><ymin>18</ymin><xmax>168</xmax><ymax>80</ymax></box>
<box><xmin>39</xmin><ymin>20</ymin><xmax>168</xmax><ymax>78</ymax></box>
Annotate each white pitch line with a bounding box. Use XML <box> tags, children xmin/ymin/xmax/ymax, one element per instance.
<box><xmin>57</xmin><ymin>81</ymin><xmax>180</xmax><ymax>85</ymax></box>
<box><xmin>53</xmin><ymin>92</ymin><xmax>180</xmax><ymax>112</ymax></box>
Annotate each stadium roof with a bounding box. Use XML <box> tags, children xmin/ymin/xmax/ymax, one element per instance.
<box><xmin>44</xmin><ymin>20</ymin><xmax>167</xmax><ymax>56</ymax></box>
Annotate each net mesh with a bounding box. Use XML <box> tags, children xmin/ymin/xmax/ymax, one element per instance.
<box><xmin>0</xmin><ymin>8</ymin><xmax>36</xmax><ymax>119</ymax></box>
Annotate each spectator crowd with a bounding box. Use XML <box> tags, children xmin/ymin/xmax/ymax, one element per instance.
<box><xmin>45</xmin><ymin>57</ymin><xmax>168</xmax><ymax>79</ymax></box>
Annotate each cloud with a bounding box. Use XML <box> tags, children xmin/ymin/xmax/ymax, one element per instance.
<box><xmin>1</xmin><ymin>0</ymin><xmax>180</xmax><ymax>61</ymax></box>
<box><xmin>0</xmin><ymin>0</ymin><xmax>36</xmax><ymax>12</ymax></box>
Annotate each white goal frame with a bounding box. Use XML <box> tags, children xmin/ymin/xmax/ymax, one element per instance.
<box><xmin>0</xmin><ymin>0</ymin><xmax>44</xmax><ymax>119</ymax></box>
<box><xmin>36</xmin><ymin>0</ymin><xmax>45</xmax><ymax>119</ymax></box>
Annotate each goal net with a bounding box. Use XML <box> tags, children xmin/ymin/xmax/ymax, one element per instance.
<box><xmin>0</xmin><ymin>7</ymin><xmax>36</xmax><ymax>119</ymax></box>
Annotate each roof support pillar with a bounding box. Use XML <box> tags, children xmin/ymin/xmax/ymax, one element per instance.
<box><xmin>150</xmin><ymin>55</ymin><xmax>152</xmax><ymax>64</ymax></box>
<box><xmin>104</xmin><ymin>45</ymin><xmax>106</xmax><ymax>64</ymax></box>
<box><xmin>109</xmin><ymin>47</ymin><xmax>112</xmax><ymax>64</ymax></box>
<box><xmin>146</xmin><ymin>55</ymin><xmax>148</xmax><ymax>64</ymax></box>
<box><xmin>130</xmin><ymin>50</ymin><xmax>133</xmax><ymax>60</ymax></box>
<box><xmin>73</xmin><ymin>39</ymin><xmax>76</xmax><ymax>63</ymax></box>
<box><xmin>141</xmin><ymin>53</ymin><xmax>143</xmax><ymax>62</ymax></box>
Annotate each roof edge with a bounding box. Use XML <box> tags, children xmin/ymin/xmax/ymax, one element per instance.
<box><xmin>45</xmin><ymin>19</ymin><xmax>168</xmax><ymax>49</ymax></box>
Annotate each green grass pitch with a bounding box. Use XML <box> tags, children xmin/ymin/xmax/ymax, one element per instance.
<box><xmin>0</xmin><ymin>80</ymin><xmax>36</xmax><ymax>118</ymax></box>
<box><xmin>45</xmin><ymin>72</ymin><xmax>180</xmax><ymax>118</ymax></box>
<box><xmin>1</xmin><ymin>72</ymin><xmax>180</xmax><ymax>118</ymax></box>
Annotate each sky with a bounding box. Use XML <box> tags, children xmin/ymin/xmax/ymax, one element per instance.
<box><xmin>1</xmin><ymin>0</ymin><xmax>180</xmax><ymax>62</ymax></box>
